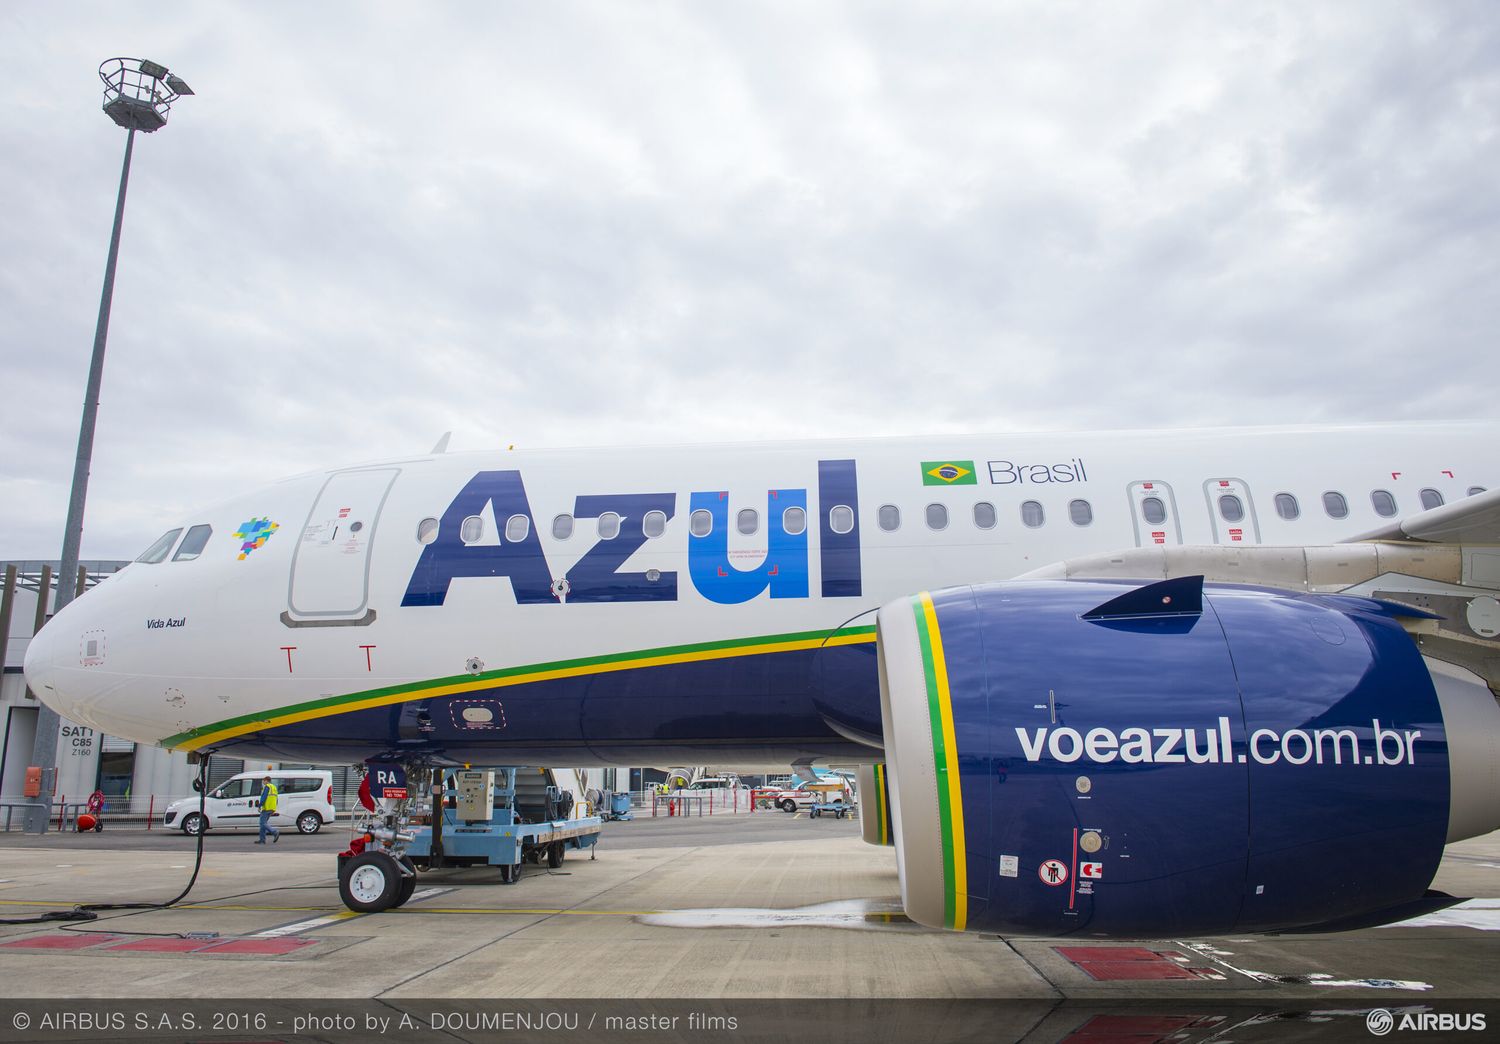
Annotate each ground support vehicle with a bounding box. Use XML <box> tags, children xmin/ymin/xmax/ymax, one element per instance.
<box><xmin>337</xmin><ymin>765</ymin><xmax>601</xmax><ymax>912</ymax></box>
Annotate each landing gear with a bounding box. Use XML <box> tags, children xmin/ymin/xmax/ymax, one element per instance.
<box><xmin>339</xmin><ymin>759</ymin><xmax>429</xmax><ymax>913</ymax></box>
<box><xmin>340</xmin><ymin>852</ymin><xmax>400</xmax><ymax>912</ymax></box>
<box><xmin>393</xmin><ymin>856</ymin><xmax>418</xmax><ymax>907</ymax></box>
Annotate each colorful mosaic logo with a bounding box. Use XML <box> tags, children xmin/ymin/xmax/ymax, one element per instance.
<box><xmin>233</xmin><ymin>517</ymin><xmax>279</xmax><ymax>560</ymax></box>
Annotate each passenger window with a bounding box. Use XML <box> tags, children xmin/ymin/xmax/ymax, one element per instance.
<box><xmin>598</xmin><ymin>512</ymin><xmax>622</xmax><ymax>540</ymax></box>
<box><xmin>925</xmin><ymin>503</ymin><xmax>948</xmax><ymax>531</ymax></box>
<box><xmin>1420</xmin><ymin>488</ymin><xmax>1444</xmax><ymax>510</ymax></box>
<box><xmin>137</xmin><ymin>529</ymin><xmax>183</xmax><ymax>564</ymax></box>
<box><xmin>1322</xmin><ymin>492</ymin><xmax>1348</xmax><ymax>519</ymax></box>
<box><xmin>1020</xmin><ymin>500</ymin><xmax>1044</xmax><ymax>528</ymax></box>
<box><xmin>1274</xmin><ymin>493</ymin><xmax>1299</xmax><ymax>520</ymax></box>
<box><xmin>782</xmin><ymin>506</ymin><xmax>806</xmax><ymax>536</ymax></box>
<box><xmin>973</xmin><ymin>502</ymin><xmax>997</xmax><ymax>530</ymax></box>
<box><xmin>1469</xmin><ymin>486</ymin><xmax>1487</xmax><ymax>497</ymax></box>
<box><xmin>173</xmin><ymin>524</ymin><xmax>213</xmax><ymax>561</ymax></box>
<box><xmin>416</xmin><ymin>517</ymin><xmax>439</xmax><ymax>544</ymax></box>
<box><xmin>1068</xmin><ymin>499</ymin><xmax>1092</xmax><ymax>526</ymax></box>
<box><xmin>643</xmin><ymin>510</ymin><xmax>668</xmax><ymax>538</ymax></box>
<box><xmin>460</xmin><ymin>516</ymin><xmax>484</xmax><ymax>543</ymax></box>
<box><xmin>737</xmin><ymin>508</ymin><xmax>759</xmax><ymax>535</ymax></box>
<box><xmin>1141</xmin><ymin>497</ymin><xmax>1166</xmax><ymax>525</ymax></box>
<box><xmin>551</xmin><ymin>514</ymin><xmax>573</xmax><ymax>540</ymax></box>
<box><xmin>829</xmin><ymin>505</ymin><xmax>855</xmax><ymax>535</ymax></box>
<box><xmin>1370</xmin><ymin>490</ymin><xmax>1397</xmax><ymax>517</ymax></box>
<box><xmin>878</xmin><ymin>504</ymin><xmax>901</xmax><ymax>531</ymax></box>
<box><xmin>1218</xmin><ymin>494</ymin><xmax>1244</xmax><ymax>523</ymax></box>
<box><xmin>689</xmin><ymin>509</ymin><xmax>712</xmax><ymax>537</ymax></box>
<box><xmin>504</xmin><ymin>514</ymin><xmax>531</xmax><ymax>542</ymax></box>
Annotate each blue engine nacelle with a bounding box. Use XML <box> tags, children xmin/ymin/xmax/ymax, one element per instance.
<box><xmin>875</xmin><ymin>577</ymin><xmax>1500</xmax><ymax>937</ymax></box>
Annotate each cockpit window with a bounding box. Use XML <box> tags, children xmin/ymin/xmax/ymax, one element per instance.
<box><xmin>137</xmin><ymin>529</ymin><xmax>182</xmax><ymax>564</ymax></box>
<box><xmin>172</xmin><ymin>524</ymin><xmax>213</xmax><ymax>561</ymax></box>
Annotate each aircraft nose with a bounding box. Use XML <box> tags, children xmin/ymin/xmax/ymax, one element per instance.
<box><xmin>22</xmin><ymin>621</ymin><xmax>67</xmax><ymax>712</ymax></box>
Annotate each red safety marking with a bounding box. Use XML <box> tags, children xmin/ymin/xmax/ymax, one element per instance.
<box><xmin>0</xmin><ymin>934</ymin><xmax>120</xmax><ymax>950</ymax></box>
<box><xmin>1056</xmin><ymin>946</ymin><xmax>1217</xmax><ymax>981</ymax></box>
<box><xmin>1443</xmin><ymin>470</ymin><xmax>1454</xmax><ymax>478</ymax></box>
<box><xmin>105</xmin><ymin>938</ymin><xmax>218</xmax><ymax>953</ymax></box>
<box><xmin>196</xmin><ymin>937</ymin><xmax>317</xmax><ymax>956</ymax></box>
<box><xmin>1218</xmin><ymin>480</ymin><xmax>1230</xmax><ymax>487</ymax></box>
<box><xmin>1142</xmin><ymin>482</ymin><xmax>1153</xmax><ymax>490</ymax></box>
<box><xmin>360</xmin><ymin>644</ymin><xmax>376</xmax><ymax>671</ymax></box>
<box><xmin>1392</xmin><ymin>471</ymin><xmax>1402</xmax><ymax>480</ymax></box>
<box><xmin>280</xmin><ymin>646</ymin><xmax>296</xmax><ymax>673</ymax></box>
<box><xmin>1057</xmin><ymin>947</ymin><xmax>1162</xmax><ymax>963</ymax></box>
<box><xmin>768</xmin><ymin>565</ymin><xmax>779</xmax><ymax>576</ymax></box>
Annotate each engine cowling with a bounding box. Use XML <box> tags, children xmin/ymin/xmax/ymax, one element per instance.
<box><xmin>876</xmin><ymin>577</ymin><xmax>1500</xmax><ymax>937</ymax></box>
<box><xmin>855</xmin><ymin>764</ymin><xmax>894</xmax><ymax>846</ymax></box>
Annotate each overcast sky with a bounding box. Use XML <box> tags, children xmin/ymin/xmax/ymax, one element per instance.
<box><xmin>1</xmin><ymin>2</ymin><xmax>1497</xmax><ymax>559</ymax></box>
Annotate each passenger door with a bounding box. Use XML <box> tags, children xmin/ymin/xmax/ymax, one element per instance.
<box><xmin>286</xmin><ymin>467</ymin><xmax>400</xmax><ymax>624</ymax></box>
<box><xmin>1127</xmin><ymin>480</ymin><xmax>1182</xmax><ymax>547</ymax></box>
<box><xmin>212</xmin><ymin>779</ymin><xmax>258</xmax><ymax>823</ymax></box>
<box><xmin>1203</xmin><ymin>478</ymin><xmax>1262</xmax><ymax>544</ymax></box>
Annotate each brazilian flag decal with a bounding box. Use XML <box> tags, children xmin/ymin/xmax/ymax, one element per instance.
<box><xmin>922</xmin><ymin>460</ymin><xmax>978</xmax><ymax>486</ymax></box>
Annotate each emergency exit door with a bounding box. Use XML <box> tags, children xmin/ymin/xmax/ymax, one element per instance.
<box><xmin>1127</xmin><ymin>480</ymin><xmax>1182</xmax><ymax>547</ymax></box>
<box><xmin>1203</xmin><ymin>478</ymin><xmax>1262</xmax><ymax>544</ymax></box>
<box><xmin>286</xmin><ymin>467</ymin><xmax>400</xmax><ymax>624</ymax></box>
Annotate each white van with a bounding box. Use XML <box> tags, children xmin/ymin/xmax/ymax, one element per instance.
<box><xmin>163</xmin><ymin>770</ymin><xmax>337</xmax><ymax>836</ymax></box>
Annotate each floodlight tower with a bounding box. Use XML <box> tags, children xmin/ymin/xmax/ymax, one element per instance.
<box><xmin>23</xmin><ymin>59</ymin><xmax>194</xmax><ymax>834</ymax></box>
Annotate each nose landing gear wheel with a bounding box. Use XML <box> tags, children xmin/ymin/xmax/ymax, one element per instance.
<box><xmin>392</xmin><ymin>856</ymin><xmax>418</xmax><ymax>907</ymax></box>
<box><xmin>340</xmin><ymin>852</ymin><xmax>401</xmax><ymax>912</ymax></box>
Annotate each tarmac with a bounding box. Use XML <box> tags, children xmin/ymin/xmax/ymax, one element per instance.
<box><xmin>0</xmin><ymin>812</ymin><xmax>1496</xmax><ymax>1041</ymax></box>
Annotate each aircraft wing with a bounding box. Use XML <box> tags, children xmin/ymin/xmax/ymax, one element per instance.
<box><xmin>1346</xmin><ymin>487</ymin><xmax>1500</xmax><ymax>545</ymax></box>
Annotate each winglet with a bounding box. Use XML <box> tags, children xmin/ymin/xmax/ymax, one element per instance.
<box><xmin>430</xmin><ymin>431</ymin><xmax>452</xmax><ymax>454</ymax></box>
<box><xmin>1082</xmin><ymin>575</ymin><xmax>1204</xmax><ymax>621</ymax></box>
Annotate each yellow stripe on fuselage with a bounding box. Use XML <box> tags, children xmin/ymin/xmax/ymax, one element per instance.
<box><xmin>176</xmin><ymin>630</ymin><xmax>877</xmax><ymax>751</ymax></box>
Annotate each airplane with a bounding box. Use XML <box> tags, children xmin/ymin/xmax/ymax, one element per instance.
<box><xmin>22</xmin><ymin>420</ymin><xmax>1500</xmax><ymax>934</ymax></box>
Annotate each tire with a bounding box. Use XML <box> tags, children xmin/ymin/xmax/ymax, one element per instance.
<box><xmin>779</xmin><ymin>799</ymin><xmax>797</xmax><ymax>813</ymax></box>
<box><xmin>181</xmin><ymin>812</ymin><xmax>206</xmax><ymax>836</ymax></box>
<box><xmin>811</xmin><ymin>808</ymin><xmax>820</xmax><ymax>818</ymax></box>
<box><xmin>547</xmin><ymin>841</ymin><xmax>564</xmax><ymax>868</ymax></box>
<box><xmin>94</xmin><ymin>821</ymin><xmax>104</xmax><ymax>832</ymax></box>
<box><xmin>296</xmin><ymin>810</ymin><xmax>323</xmax><ymax>835</ymax></box>
<box><xmin>339</xmin><ymin>852</ymin><xmax>400</xmax><ymax>912</ymax></box>
<box><xmin>392</xmin><ymin>857</ymin><xmax>418</xmax><ymax>907</ymax></box>
<box><xmin>500</xmin><ymin>862</ymin><xmax>520</xmax><ymax>885</ymax></box>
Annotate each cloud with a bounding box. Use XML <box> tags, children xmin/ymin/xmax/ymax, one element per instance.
<box><xmin>1</xmin><ymin>1</ymin><xmax>1497</xmax><ymax>557</ymax></box>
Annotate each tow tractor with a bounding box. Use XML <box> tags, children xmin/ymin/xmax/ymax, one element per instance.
<box><xmin>337</xmin><ymin>764</ymin><xmax>602</xmax><ymax>913</ymax></box>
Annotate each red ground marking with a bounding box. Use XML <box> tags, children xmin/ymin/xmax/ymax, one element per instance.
<box><xmin>196</xmin><ymin>937</ymin><xmax>317</xmax><ymax>956</ymax></box>
<box><xmin>1057</xmin><ymin>946</ymin><xmax>1162</xmax><ymax>963</ymax></box>
<box><xmin>1056</xmin><ymin>946</ymin><xmax>1211</xmax><ymax>981</ymax></box>
<box><xmin>0</xmin><ymin>934</ymin><xmax>120</xmax><ymax>950</ymax></box>
<box><xmin>104</xmin><ymin>937</ymin><xmax>219</xmax><ymax>953</ymax></box>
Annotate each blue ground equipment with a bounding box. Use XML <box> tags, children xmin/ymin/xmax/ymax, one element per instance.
<box><xmin>605</xmin><ymin>792</ymin><xmax>634</xmax><ymax>821</ymax></box>
<box><xmin>406</xmin><ymin>768</ymin><xmax>602</xmax><ymax>884</ymax></box>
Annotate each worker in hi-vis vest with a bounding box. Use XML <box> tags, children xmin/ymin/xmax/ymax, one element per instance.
<box><xmin>255</xmin><ymin>776</ymin><xmax>280</xmax><ymax>844</ymax></box>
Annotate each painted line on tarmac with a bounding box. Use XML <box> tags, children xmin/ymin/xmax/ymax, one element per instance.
<box><xmin>403</xmin><ymin>906</ymin><xmax>660</xmax><ymax>917</ymax></box>
<box><xmin>255</xmin><ymin>911</ymin><xmax>362</xmax><ymax>937</ymax></box>
<box><xmin>405</xmin><ymin>887</ymin><xmax>454</xmax><ymax>904</ymax></box>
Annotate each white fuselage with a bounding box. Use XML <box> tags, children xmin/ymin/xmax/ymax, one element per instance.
<box><xmin>23</xmin><ymin>421</ymin><xmax>1495</xmax><ymax>764</ymax></box>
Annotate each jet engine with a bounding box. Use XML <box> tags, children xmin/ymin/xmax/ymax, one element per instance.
<box><xmin>875</xmin><ymin>576</ymin><xmax>1500</xmax><ymax>937</ymax></box>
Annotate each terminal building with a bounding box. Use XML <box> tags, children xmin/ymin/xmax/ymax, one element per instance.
<box><xmin>2</xmin><ymin>560</ymin><xmax>659</xmax><ymax>825</ymax></box>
